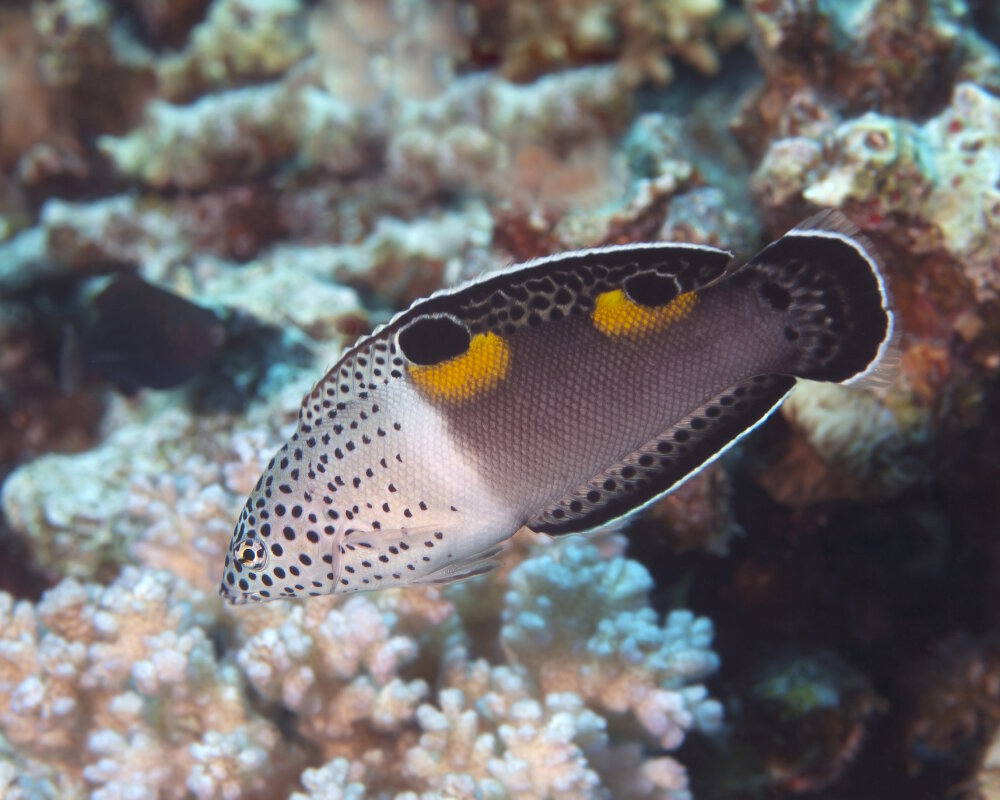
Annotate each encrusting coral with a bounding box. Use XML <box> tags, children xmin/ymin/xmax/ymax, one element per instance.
<box><xmin>754</xmin><ymin>381</ymin><xmax>930</xmax><ymax>506</ymax></box>
<box><xmin>753</xmin><ymin>81</ymin><xmax>1000</xmax><ymax>305</ymax></box>
<box><xmin>461</xmin><ymin>0</ymin><xmax>736</xmax><ymax>86</ymax></box>
<box><xmin>157</xmin><ymin>0</ymin><xmax>311</xmax><ymax>101</ymax></box>
<box><xmin>742</xmin><ymin>0</ymin><xmax>1000</xmax><ymax>123</ymax></box>
<box><xmin>748</xmin><ymin>79</ymin><xmax>1000</xmax><ymax>499</ymax></box>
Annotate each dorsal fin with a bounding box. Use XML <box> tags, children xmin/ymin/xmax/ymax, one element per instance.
<box><xmin>527</xmin><ymin>374</ymin><xmax>796</xmax><ymax>535</ymax></box>
<box><xmin>298</xmin><ymin>241</ymin><xmax>736</xmax><ymax>428</ymax></box>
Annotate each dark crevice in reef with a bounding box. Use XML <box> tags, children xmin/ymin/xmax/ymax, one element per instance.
<box><xmin>627</xmin><ymin>387</ymin><xmax>1000</xmax><ymax>799</ymax></box>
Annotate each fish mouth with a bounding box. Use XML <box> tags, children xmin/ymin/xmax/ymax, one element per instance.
<box><xmin>218</xmin><ymin>583</ymin><xmax>255</xmax><ymax>605</ymax></box>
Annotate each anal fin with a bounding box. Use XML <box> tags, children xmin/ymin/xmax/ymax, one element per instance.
<box><xmin>340</xmin><ymin>525</ymin><xmax>504</xmax><ymax>589</ymax></box>
<box><xmin>412</xmin><ymin>545</ymin><xmax>505</xmax><ymax>586</ymax></box>
<box><xmin>527</xmin><ymin>374</ymin><xmax>797</xmax><ymax>535</ymax></box>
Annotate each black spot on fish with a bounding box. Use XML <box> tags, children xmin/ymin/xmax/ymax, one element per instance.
<box><xmin>623</xmin><ymin>272</ymin><xmax>679</xmax><ymax>307</ymax></box>
<box><xmin>397</xmin><ymin>315</ymin><xmax>471</xmax><ymax>366</ymax></box>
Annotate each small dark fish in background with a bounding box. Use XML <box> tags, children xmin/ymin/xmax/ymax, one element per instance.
<box><xmin>74</xmin><ymin>274</ymin><xmax>226</xmax><ymax>395</ymax></box>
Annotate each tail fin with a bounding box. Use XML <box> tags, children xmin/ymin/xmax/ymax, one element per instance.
<box><xmin>746</xmin><ymin>210</ymin><xmax>895</xmax><ymax>385</ymax></box>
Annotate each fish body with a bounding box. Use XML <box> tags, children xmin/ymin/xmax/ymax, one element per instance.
<box><xmin>221</xmin><ymin>211</ymin><xmax>893</xmax><ymax>604</ymax></box>
<box><xmin>81</xmin><ymin>274</ymin><xmax>225</xmax><ymax>394</ymax></box>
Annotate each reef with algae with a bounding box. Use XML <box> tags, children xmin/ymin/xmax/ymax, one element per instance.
<box><xmin>1</xmin><ymin>0</ymin><xmax>1000</xmax><ymax>797</ymax></box>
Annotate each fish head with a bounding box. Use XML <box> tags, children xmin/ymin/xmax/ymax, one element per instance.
<box><xmin>219</xmin><ymin>446</ymin><xmax>342</xmax><ymax>604</ymax></box>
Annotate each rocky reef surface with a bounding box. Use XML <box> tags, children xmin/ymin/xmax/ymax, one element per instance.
<box><xmin>0</xmin><ymin>0</ymin><xmax>999</xmax><ymax>798</ymax></box>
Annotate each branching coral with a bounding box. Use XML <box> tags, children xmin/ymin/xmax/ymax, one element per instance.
<box><xmin>500</xmin><ymin>541</ymin><xmax>722</xmax><ymax>749</ymax></box>
<box><xmin>0</xmin><ymin>568</ymin><xmax>292</xmax><ymax>799</ymax></box>
<box><xmin>0</xmin><ymin>361</ymin><xmax>322</xmax><ymax>591</ymax></box>
<box><xmin>232</xmin><ymin>591</ymin><xmax>445</xmax><ymax>752</ymax></box>
<box><xmin>406</xmin><ymin>686</ymin><xmax>607</xmax><ymax>798</ymax></box>
<box><xmin>289</xmin><ymin>757</ymin><xmax>368</xmax><ymax>800</ymax></box>
<box><xmin>99</xmin><ymin>61</ymin><xmax>633</xmax><ymax>205</ymax></box>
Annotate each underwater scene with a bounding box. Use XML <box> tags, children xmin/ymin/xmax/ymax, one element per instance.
<box><xmin>1</xmin><ymin>0</ymin><xmax>1000</xmax><ymax>798</ymax></box>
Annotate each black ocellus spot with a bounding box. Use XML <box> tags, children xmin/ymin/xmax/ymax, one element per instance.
<box><xmin>623</xmin><ymin>272</ymin><xmax>679</xmax><ymax>307</ymax></box>
<box><xmin>397</xmin><ymin>314</ymin><xmax>471</xmax><ymax>366</ymax></box>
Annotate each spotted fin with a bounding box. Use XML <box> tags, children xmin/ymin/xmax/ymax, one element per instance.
<box><xmin>336</xmin><ymin>525</ymin><xmax>436</xmax><ymax>590</ymax></box>
<box><xmin>336</xmin><ymin>525</ymin><xmax>502</xmax><ymax>589</ymax></box>
<box><xmin>412</xmin><ymin>545</ymin><xmax>505</xmax><ymax>585</ymax></box>
<box><xmin>742</xmin><ymin>209</ymin><xmax>893</xmax><ymax>385</ymax></box>
<box><xmin>527</xmin><ymin>373</ymin><xmax>796</xmax><ymax>535</ymax></box>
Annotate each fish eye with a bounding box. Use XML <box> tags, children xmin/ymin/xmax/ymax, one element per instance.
<box><xmin>236</xmin><ymin>540</ymin><xmax>268</xmax><ymax>571</ymax></box>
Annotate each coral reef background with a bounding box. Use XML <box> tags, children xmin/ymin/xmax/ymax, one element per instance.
<box><xmin>1</xmin><ymin>0</ymin><xmax>999</xmax><ymax>797</ymax></box>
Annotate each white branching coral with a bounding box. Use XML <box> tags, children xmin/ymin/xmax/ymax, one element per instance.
<box><xmin>0</xmin><ymin>569</ymin><xmax>290</xmax><ymax>799</ymax></box>
<box><xmin>232</xmin><ymin>588</ymin><xmax>453</xmax><ymax>755</ymax></box>
<box><xmin>290</xmin><ymin>757</ymin><xmax>368</xmax><ymax>800</ymax></box>
<box><xmin>99</xmin><ymin>57</ymin><xmax>631</xmax><ymax>200</ymax></box>
<box><xmin>4</xmin><ymin>463</ymin><xmax>721</xmax><ymax>800</ymax></box>
<box><xmin>404</xmin><ymin>686</ymin><xmax>607</xmax><ymax>798</ymax></box>
<box><xmin>500</xmin><ymin>541</ymin><xmax>723</xmax><ymax>749</ymax></box>
<box><xmin>0</xmin><ymin>403</ymin><xmax>276</xmax><ymax>591</ymax></box>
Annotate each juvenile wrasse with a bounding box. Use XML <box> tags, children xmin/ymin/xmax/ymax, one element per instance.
<box><xmin>220</xmin><ymin>211</ymin><xmax>893</xmax><ymax>604</ymax></box>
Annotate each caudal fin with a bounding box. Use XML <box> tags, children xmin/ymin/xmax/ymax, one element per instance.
<box><xmin>746</xmin><ymin>210</ymin><xmax>895</xmax><ymax>385</ymax></box>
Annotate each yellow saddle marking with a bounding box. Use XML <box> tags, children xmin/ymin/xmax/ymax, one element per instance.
<box><xmin>408</xmin><ymin>332</ymin><xmax>511</xmax><ymax>404</ymax></box>
<box><xmin>591</xmin><ymin>289</ymin><xmax>699</xmax><ymax>338</ymax></box>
